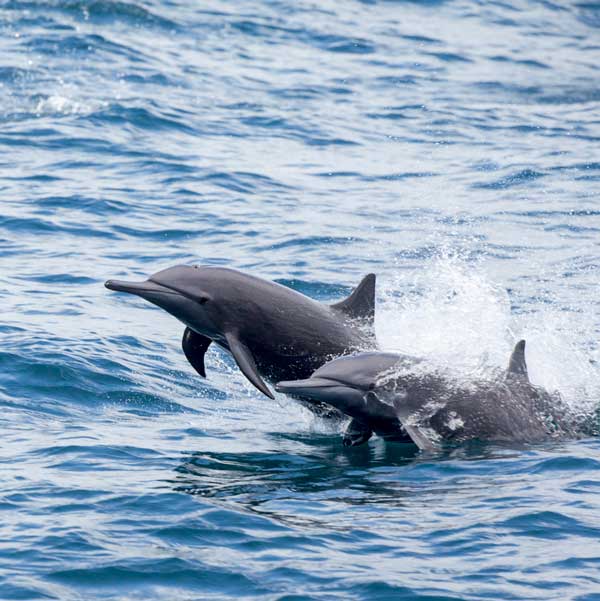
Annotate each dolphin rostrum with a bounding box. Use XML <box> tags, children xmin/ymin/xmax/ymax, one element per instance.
<box><xmin>276</xmin><ymin>341</ymin><xmax>579</xmax><ymax>449</ymax></box>
<box><xmin>105</xmin><ymin>265</ymin><xmax>377</xmax><ymax>404</ymax></box>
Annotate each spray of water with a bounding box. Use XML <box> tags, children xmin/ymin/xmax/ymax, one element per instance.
<box><xmin>376</xmin><ymin>253</ymin><xmax>600</xmax><ymax>431</ymax></box>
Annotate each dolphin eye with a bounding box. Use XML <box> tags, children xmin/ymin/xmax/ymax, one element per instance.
<box><xmin>197</xmin><ymin>296</ymin><xmax>209</xmax><ymax>305</ymax></box>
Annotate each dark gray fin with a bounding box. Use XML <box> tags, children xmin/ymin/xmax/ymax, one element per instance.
<box><xmin>385</xmin><ymin>392</ymin><xmax>440</xmax><ymax>451</ymax></box>
<box><xmin>331</xmin><ymin>274</ymin><xmax>376</xmax><ymax>326</ymax></box>
<box><xmin>182</xmin><ymin>327</ymin><xmax>212</xmax><ymax>378</ymax></box>
<box><xmin>401</xmin><ymin>424</ymin><xmax>439</xmax><ymax>451</ymax></box>
<box><xmin>225</xmin><ymin>331</ymin><xmax>274</xmax><ymax>399</ymax></box>
<box><xmin>506</xmin><ymin>339</ymin><xmax>529</xmax><ymax>382</ymax></box>
<box><xmin>342</xmin><ymin>418</ymin><xmax>373</xmax><ymax>447</ymax></box>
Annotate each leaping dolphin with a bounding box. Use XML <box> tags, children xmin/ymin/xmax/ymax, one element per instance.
<box><xmin>105</xmin><ymin>265</ymin><xmax>377</xmax><ymax>407</ymax></box>
<box><xmin>276</xmin><ymin>341</ymin><xmax>578</xmax><ymax>449</ymax></box>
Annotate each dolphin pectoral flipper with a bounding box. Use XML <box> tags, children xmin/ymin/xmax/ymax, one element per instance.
<box><xmin>506</xmin><ymin>339</ymin><xmax>529</xmax><ymax>382</ymax></box>
<box><xmin>385</xmin><ymin>392</ymin><xmax>440</xmax><ymax>452</ymax></box>
<box><xmin>331</xmin><ymin>274</ymin><xmax>376</xmax><ymax>326</ymax></box>
<box><xmin>182</xmin><ymin>327</ymin><xmax>212</xmax><ymax>378</ymax></box>
<box><xmin>225</xmin><ymin>331</ymin><xmax>275</xmax><ymax>399</ymax></box>
<box><xmin>343</xmin><ymin>418</ymin><xmax>373</xmax><ymax>446</ymax></box>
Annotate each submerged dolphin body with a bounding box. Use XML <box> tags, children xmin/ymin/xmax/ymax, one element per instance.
<box><xmin>105</xmin><ymin>265</ymin><xmax>377</xmax><ymax>409</ymax></box>
<box><xmin>276</xmin><ymin>341</ymin><xmax>577</xmax><ymax>449</ymax></box>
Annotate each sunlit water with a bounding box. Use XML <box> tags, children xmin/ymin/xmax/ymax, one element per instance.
<box><xmin>1</xmin><ymin>1</ymin><xmax>599</xmax><ymax>599</ymax></box>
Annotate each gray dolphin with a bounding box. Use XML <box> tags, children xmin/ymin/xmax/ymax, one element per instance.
<box><xmin>276</xmin><ymin>341</ymin><xmax>576</xmax><ymax>449</ymax></box>
<box><xmin>105</xmin><ymin>265</ymin><xmax>376</xmax><ymax>408</ymax></box>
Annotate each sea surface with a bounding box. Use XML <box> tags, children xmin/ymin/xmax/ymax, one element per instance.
<box><xmin>1</xmin><ymin>1</ymin><xmax>600</xmax><ymax>599</ymax></box>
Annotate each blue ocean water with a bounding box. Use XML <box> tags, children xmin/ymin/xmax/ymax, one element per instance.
<box><xmin>1</xmin><ymin>0</ymin><xmax>600</xmax><ymax>599</ymax></box>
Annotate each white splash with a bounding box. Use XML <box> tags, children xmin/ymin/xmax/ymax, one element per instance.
<box><xmin>377</xmin><ymin>253</ymin><xmax>512</xmax><ymax>370</ymax></box>
<box><xmin>375</xmin><ymin>253</ymin><xmax>600</xmax><ymax>421</ymax></box>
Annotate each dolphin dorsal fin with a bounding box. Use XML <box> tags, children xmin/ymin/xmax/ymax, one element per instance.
<box><xmin>225</xmin><ymin>331</ymin><xmax>275</xmax><ymax>399</ymax></box>
<box><xmin>506</xmin><ymin>339</ymin><xmax>529</xmax><ymax>382</ymax></box>
<box><xmin>182</xmin><ymin>327</ymin><xmax>212</xmax><ymax>378</ymax></box>
<box><xmin>331</xmin><ymin>274</ymin><xmax>376</xmax><ymax>325</ymax></box>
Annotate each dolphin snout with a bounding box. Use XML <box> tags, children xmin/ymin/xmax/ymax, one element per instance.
<box><xmin>275</xmin><ymin>377</ymin><xmax>341</xmax><ymax>394</ymax></box>
<box><xmin>276</xmin><ymin>376</ymin><xmax>369</xmax><ymax>417</ymax></box>
<box><xmin>105</xmin><ymin>279</ymin><xmax>178</xmax><ymax>297</ymax></box>
<box><xmin>105</xmin><ymin>279</ymin><xmax>140</xmax><ymax>292</ymax></box>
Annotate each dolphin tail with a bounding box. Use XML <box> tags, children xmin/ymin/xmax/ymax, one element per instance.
<box><xmin>331</xmin><ymin>273</ymin><xmax>376</xmax><ymax>326</ymax></box>
<box><xmin>182</xmin><ymin>327</ymin><xmax>212</xmax><ymax>378</ymax></box>
<box><xmin>225</xmin><ymin>331</ymin><xmax>275</xmax><ymax>399</ymax></box>
<box><xmin>506</xmin><ymin>339</ymin><xmax>529</xmax><ymax>382</ymax></box>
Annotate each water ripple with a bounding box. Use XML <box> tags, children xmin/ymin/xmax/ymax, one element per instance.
<box><xmin>1</xmin><ymin>0</ymin><xmax>599</xmax><ymax>599</ymax></box>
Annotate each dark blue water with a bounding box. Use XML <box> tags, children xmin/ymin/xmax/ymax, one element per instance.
<box><xmin>1</xmin><ymin>1</ymin><xmax>600</xmax><ymax>599</ymax></box>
